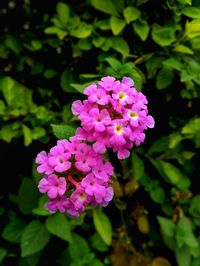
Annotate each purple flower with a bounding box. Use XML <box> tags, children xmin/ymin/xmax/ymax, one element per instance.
<box><xmin>45</xmin><ymin>196</ymin><xmax>70</xmax><ymax>213</ymax></box>
<box><xmin>98</xmin><ymin>76</ymin><xmax>120</xmax><ymax>92</ymax></box>
<box><xmin>93</xmin><ymin>186</ymin><xmax>114</xmax><ymax>206</ymax></box>
<box><xmin>70</xmin><ymin>187</ymin><xmax>92</xmax><ymax>211</ymax></box>
<box><xmin>107</xmin><ymin>120</ymin><xmax>131</xmax><ymax>146</ymax></box>
<box><xmin>122</xmin><ymin>77</ymin><xmax>134</xmax><ymax>87</ymax></box>
<box><xmin>93</xmin><ymin>161</ymin><xmax>114</xmax><ymax>182</ymax></box>
<box><xmin>80</xmin><ymin>107</ymin><xmax>111</xmax><ymax>132</ymax></box>
<box><xmin>35</xmin><ymin>151</ymin><xmax>53</xmax><ymax>175</ymax></box>
<box><xmin>48</xmin><ymin>145</ymin><xmax>71</xmax><ymax>173</ymax></box>
<box><xmin>112</xmin><ymin>83</ymin><xmax>135</xmax><ymax>105</ymax></box>
<box><xmin>84</xmin><ymin>84</ymin><xmax>110</xmax><ymax>105</ymax></box>
<box><xmin>38</xmin><ymin>174</ymin><xmax>67</xmax><ymax>199</ymax></box>
<box><xmin>81</xmin><ymin>173</ymin><xmax>101</xmax><ymax>196</ymax></box>
<box><xmin>75</xmin><ymin>152</ymin><xmax>96</xmax><ymax>172</ymax></box>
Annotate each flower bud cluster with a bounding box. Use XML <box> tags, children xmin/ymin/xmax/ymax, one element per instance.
<box><xmin>72</xmin><ymin>76</ymin><xmax>155</xmax><ymax>159</ymax></box>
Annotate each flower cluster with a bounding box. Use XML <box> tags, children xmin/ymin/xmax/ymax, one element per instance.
<box><xmin>35</xmin><ymin>76</ymin><xmax>155</xmax><ymax>216</ymax></box>
<box><xmin>36</xmin><ymin>136</ymin><xmax>114</xmax><ymax>217</ymax></box>
<box><xmin>72</xmin><ymin>76</ymin><xmax>155</xmax><ymax>159</ymax></box>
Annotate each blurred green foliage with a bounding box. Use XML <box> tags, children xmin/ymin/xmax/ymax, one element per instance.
<box><xmin>0</xmin><ymin>0</ymin><xmax>200</xmax><ymax>265</ymax></box>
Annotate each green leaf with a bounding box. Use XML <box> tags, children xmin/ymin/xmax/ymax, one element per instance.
<box><xmin>56</xmin><ymin>2</ymin><xmax>70</xmax><ymax>26</ymax></box>
<box><xmin>46</xmin><ymin>213</ymin><xmax>72</xmax><ymax>242</ymax></box>
<box><xmin>175</xmin><ymin>245</ymin><xmax>191</xmax><ymax>266</ymax></box>
<box><xmin>148</xmin><ymin>136</ymin><xmax>169</xmax><ymax>155</ymax></box>
<box><xmin>159</xmin><ymin>161</ymin><xmax>190</xmax><ymax>189</ymax></box>
<box><xmin>0</xmin><ymin>76</ymin><xmax>32</xmax><ymax>111</ymax></box>
<box><xmin>17</xmin><ymin>178</ymin><xmax>39</xmax><ymax>214</ymax></box>
<box><xmin>70</xmin><ymin>81</ymin><xmax>92</xmax><ymax>93</ymax></box>
<box><xmin>162</xmin><ymin>57</ymin><xmax>183</xmax><ymax>71</ymax></box>
<box><xmin>128</xmin><ymin>67</ymin><xmax>144</xmax><ymax>91</ymax></box>
<box><xmin>68</xmin><ymin>233</ymin><xmax>90</xmax><ymax>258</ymax></box>
<box><xmin>111</xmin><ymin>36</ymin><xmax>130</xmax><ymax>57</ymax></box>
<box><xmin>182</xmin><ymin>7</ymin><xmax>200</xmax><ymax>19</ymax></box>
<box><xmin>93</xmin><ymin>207</ymin><xmax>112</xmax><ymax>245</ymax></box>
<box><xmin>190</xmin><ymin>36</ymin><xmax>200</xmax><ymax>49</ymax></box>
<box><xmin>189</xmin><ymin>194</ymin><xmax>200</xmax><ymax>217</ymax></box>
<box><xmin>22</xmin><ymin>124</ymin><xmax>32</xmax><ymax>146</ymax></box>
<box><xmin>87</xmin><ymin>258</ymin><xmax>104</xmax><ymax>266</ymax></box>
<box><xmin>152</xmin><ymin>23</ymin><xmax>176</xmax><ymax>46</ymax></box>
<box><xmin>105</xmin><ymin>57</ymin><xmax>122</xmax><ymax>71</ymax></box>
<box><xmin>173</xmin><ymin>44</ymin><xmax>194</xmax><ymax>54</ymax></box>
<box><xmin>131</xmin><ymin>152</ymin><xmax>144</xmax><ymax>180</ymax></box>
<box><xmin>21</xmin><ymin>220</ymin><xmax>50</xmax><ymax>257</ymax></box>
<box><xmin>51</xmin><ymin>124</ymin><xmax>76</xmax><ymax>139</ymax></box>
<box><xmin>91</xmin><ymin>0</ymin><xmax>118</xmax><ymax>16</ymax></box>
<box><xmin>156</xmin><ymin>68</ymin><xmax>174</xmax><ymax>89</ymax></box>
<box><xmin>92</xmin><ymin>36</ymin><xmax>105</xmax><ymax>47</ymax></box>
<box><xmin>4</xmin><ymin>35</ymin><xmax>22</xmax><ymax>54</ymax></box>
<box><xmin>123</xmin><ymin>6</ymin><xmax>140</xmax><ymax>24</ymax></box>
<box><xmin>78</xmin><ymin>38</ymin><xmax>92</xmax><ymax>51</ymax></box>
<box><xmin>181</xmin><ymin>118</ymin><xmax>200</xmax><ymax>134</ymax></box>
<box><xmin>70</xmin><ymin>22</ymin><xmax>93</xmax><ymax>39</ymax></box>
<box><xmin>32</xmin><ymin>195</ymin><xmax>50</xmax><ymax>216</ymax></box>
<box><xmin>169</xmin><ymin>133</ymin><xmax>182</xmax><ymax>149</ymax></box>
<box><xmin>94</xmin><ymin>19</ymin><xmax>110</xmax><ymax>30</ymax></box>
<box><xmin>177</xmin><ymin>0</ymin><xmax>191</xmax><ymax>5</ymax></box>
<box><xmin>157</xmin><ymin>216</ymin><xmax>176</xmax><ymax>238</ymax></box>
<box><xmin>145</xmin><ymin>56</ymin><xmax>165</xmax><ymax>79</ymax></box>
<box><xmin>150</xmin><ymin>186</ymin><xmax>165</xmax><ymax>204</ymax></box>
<box><xmin>159</xmin><ymin>161</ymin><xmax>181</xmax><ymax>184</ymax></box>
<box><xmin>0</xmin><ymin>124</ymin><xmax>20</xmax><ymax>143</ymax></box>
<box><xmin>44</xmin><ymin>69</ymin><xmax>57</xmax><ymax>79</ymax></box>
<box><xmin>110</xmin><ymin>16</ymin><xmax>126</xmax><ymax>35</ymax></box>
<box><xmin>191</xmin><ymin>258</ymin><xmax>200</xmax><ymax>266</ymax></box>
<box><xmin>133</xmin><ymin>19</ymin><xmax>150</xmax><ymax>41</ymax></box>
<box><xmin>186</xmin><ymin>19</ymin><xmax>200</xmax><ymax>39</ymax></box>
<box><xmin>44</xmin><ymin>26</ymin><xmax>68</xmax><ymax>40</ymax></box>
<box><xmin>90</xmin><ymin>233</ymin><xmax>109</xmax><ymax>252</ymax></box>
<box><xmin>60</xmin><ymin>68</ymin><xmax>77</xmax><ymax>93</ymax></box>
<box><xmin>0</xmin><ymin>248</ymin><xmax>7</xmax><ymax>264</ymax></box>
<box><xmin>177</xmin><ymin>217</ymin><xmax>199</xmax><ymax>248</ymax></box>
<box><xmin>2</xmin><ymin>218</ymin><xmax>26</xmax><ymax>243</ymax></box>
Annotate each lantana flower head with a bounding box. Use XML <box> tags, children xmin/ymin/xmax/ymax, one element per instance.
<box><xmin>36</xmin><ymin>136</ymin><xmax>114</xmax><ymax>217</ymax></box>
<box><xmin>72</xmin><ymin>76</ymin><xmax>155</xmax><ymax>159</ymax></box>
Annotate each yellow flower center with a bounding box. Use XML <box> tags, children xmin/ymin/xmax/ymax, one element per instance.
<box><xmin>117</xmin><ymin>92</ymin><xmax>127</xmax><ymax>101</ymax></box>
<box><xmin>128</xmin><ymin>111</ymin><xmax>138</xmax><ymax>120</ymax></box>
<box><xmin>114</xmin><ymin>123</ymin><xmax>124</xmax><ymax>135</ymax></box>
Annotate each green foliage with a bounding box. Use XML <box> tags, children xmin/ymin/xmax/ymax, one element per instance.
<box><xmin>46</xmin><ymin>213</ymin><xmax>72</xmax><ymax>242</ymax></box>
<box><xmin>21</xmin><ymin>220</ymin><xmax>50</xmax><ymax>257</ymax></box>
<box><xmin>0</xmin><ymin>0</ymin><xmax>200</xmax><ymax>265</ymax></box>
<box><xmin>93</xmin><ymin>207</ymin><xmax>112</xmax><ymax>245</ymax></box>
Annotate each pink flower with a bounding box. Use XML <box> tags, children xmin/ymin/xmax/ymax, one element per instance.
<box><xmin>84</xmin><ymin>84</ymin><xmax>110</xmax><ymax>105</ymax></box>
<box><xmin>112</xmin><ymin>83</ymin><xmax>135</xmax><ymax>105</ymax></box>
<box><xmin>48</xmin><ymin>145</ymin><xmax>71</xmax><ymax>173</ymax></box>
<box><xmin>38</xmin><ymin>174</ymin><xmax>67</xmax><ymax>199</ymax></box>
<box><xmin>93</xmin><ymin>161</ymin><xmax>114</xmax><ymax>182</ymax></box>
<box><xmin>107</xmin><ymin>119</ymin><xmax>131</xmax><ymax>146</ymax></box>
<box><xmin>70</xmin><ymin>187</ymin><xmax>92</xmax><ymax>211</ymax></box>
<box><xmin>45</xmin><ymin>196</ymin><xmax>70</xmax><ymax>213</ymax></box>
<box><xmin>122</xmin><ymin>77</ymin><xmax>134</xmax><ymax>87</ymax></box>
<box><xmin>35</xmin><ymin>151</ymin><xmax>53</xmax><ymax>175</ymax></box>
<box><xmin>94</xmin><ymin>186</ymin><xmax>114</xmax><ymax>206</ymax></box>
<box><xmin>75</xmin><ymin>152</ymin><xmax>96</xmax><ymax>172</ymax></box>
<box><xmin>98</xmin><ymin>76</ymin><xmax>120</xmax><ymax>91</ymax></box>
<box><xmin>80</xmin><ymin>107</ymin><xmax>111</xmax><ymax>132</ymax></box>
